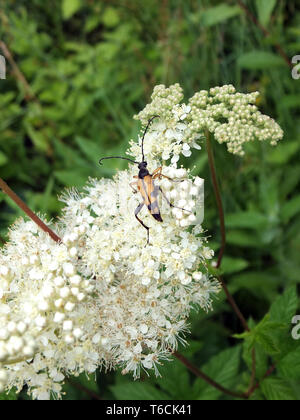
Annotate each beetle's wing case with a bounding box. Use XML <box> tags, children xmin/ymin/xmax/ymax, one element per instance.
<box><xmin>138</xmin><ymin>175</ymin><xmax>163</xmax><ymax>222</ymax></box>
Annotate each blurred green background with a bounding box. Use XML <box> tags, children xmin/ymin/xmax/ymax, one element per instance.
<box><xmin>0</xmin><ymin>0</ymin><xmax>300</xmax><ymax>400</ymax></box>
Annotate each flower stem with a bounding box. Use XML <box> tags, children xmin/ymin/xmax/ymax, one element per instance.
<box><xmin>205</xmin><ymin>131</ymin><xmax>257</xmax><ymax>390</ymax></box>
<box><xmin>246</xmin><ymin>364</ymin><xmax>276</xmax><ymax>397</ymax></box>
<box><xmin>0</xmin><ymin>178</ymin><xmax>61</xmax><ymax>243</ymax></box>
<box><xmin>205</xmin><ymin>131</ymin><xmax>225</xmax><ymax>269</ymax></box>
<box><xmin>217</xmin><ymin>275</ymin><xmax>250</xmax><ymax>332</ymax></box>
<box><xmin>174</xmin><ymin>351</ymin><xmax>247</xmax><ymax>399</ymax></box>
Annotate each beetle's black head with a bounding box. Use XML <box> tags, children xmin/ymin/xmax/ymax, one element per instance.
<box><xmin>138</xmin><ymin>161</ymin><xmax>147</xmax><ymax>170</ymax></box>
<box><xmin>138</xmin><ymin>161</ymin><xmax>149</xmax><ymax>178</ymax></box>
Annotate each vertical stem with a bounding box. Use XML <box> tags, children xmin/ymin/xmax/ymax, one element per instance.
<box><xmin>248</xmin><ymin>348</ymin><xmax>257</xmax><ymax>393</ymax></box>
<box><xmin>217</xmin><ymin>275</ymin><xmax>250</xmax><ymax>332</ymax></box>
<box><xmin>205</xmin><ymin>131</ymin><xmax>256</xmax><ymax>385</ymax></box>
<box><xmin>205</xmin><ymin>130</ymin><xmax>226</xmax><ymax>269</ymax></box>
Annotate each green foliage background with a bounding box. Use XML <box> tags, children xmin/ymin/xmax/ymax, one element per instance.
<box><xmin>0</xmin><ymin>0</ymin><xmax>300</xmax><ymax>400</ymax></box>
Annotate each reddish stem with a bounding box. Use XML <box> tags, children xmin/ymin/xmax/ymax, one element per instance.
<box><xmin>174</xmin><ymin>351</ymin><xmax>247</xmax><ymax>400</ymax></box>
<box><xmin>0</xmin><ymin>178</ymin><xmax>61</xmax><ymax>243</ymax></box>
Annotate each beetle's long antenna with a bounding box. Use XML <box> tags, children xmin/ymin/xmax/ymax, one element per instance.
<box><xmin>99</xmin><ymin>156</ymin><xmax>139</xmax><ymax>165</ymax></box>
<box><xmin>141</xmin><ymin>115</ymin><xmax>160</xmax><ymax>162</ymax></box>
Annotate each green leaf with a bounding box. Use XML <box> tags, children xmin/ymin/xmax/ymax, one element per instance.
<box><xmin>261</xmin><ymin>378</ymin><xmax>297</xmax><ymax>400</ymax></box>
<box><xmin>243</xmin><ymin>340</ymin><xmax>268</xmax><ymax>380</ymax></box>
<box><xmin>75</xmin><ymin>136</ymin><xmax>103</xmax><ymax>164</ymax></box>
<box><xmin>24</xmin><ymin>122</ymin><xmax>49</xmax><ymax>152</ymax></box>
<box><xmin>221</xmin><ymin>256</ymin><xmax>249</xmax><ymax>275</ymax></box>
<box><xmin>194</xmin><ymin>346</ymin><xmax>241</xmax><ymax>400</ymax></box>
<box><xmin>201</xmin><ymin>4</ymin><xmax>242</xmax><ymax>27</ymax></box>
<box><xmin>278</xmin><ymin>95</ymin><xmax>300</xmax><ymax>110</ymax></box>
<box><xmin>0</xmin><ymin>151</ymin><xmax>8</xmax><ymax>166</ymax></box>
<box><xmin>255</xmin><ymin>0</ymin><xmax>277</xmax><ymax>26</ymax></box>
<box><xmin>153</xmin><ymin>359</ymin><xmax>191</xmax><ymax>400</ymax></box>
<box><xmin>269</xmin><ymin>287</ymin><xmax>298</xmax><ymax>324</ymax></box>
<box><xmin>54</xmin><ymin>170</ymin><xmax>89</xmax><ymax>187</ymax></box>
<box><xmin>62</xmin><ymin>373</ymin><xmax>99</xmax><ymax>400</ymax></box>
<box><xmin>238</xmin><ymin>51</ymin><xmax>286</xmax><ymax>70</ymax></box>
<box><xmin>281</xmin><ymin>196</ymin><xmax>300</xmax><ymax>224</ymax></box>
<box><xmin>62</xmin><ymin>0</ymin><xmax>82</xmax><ymax>20</ymax></box>
<box><xmin>0</xmin><ymin>388</ymin><xmax>18</xmax><ymax>400</ymax></box>
<box><xmin>278</xmin><ymin>347</ymin><xmax>300</xmax><ymax>380</ymax></box>
<box><xmin>230</xmin><ymin>271</ymin><xmax>279</xmax><ymax>301</ymax></box>
<box><xmin>226</xmin><ymin>211</ymin><xmax>268</xmax><ymax>230</ymax></box>
<box><xmin>110</xmin><ymin>382</ymin><xmax>170</xmax><ymax>400</ymax></box>
<box><xmin>240</xmin><ymin>315</ymin><xmax>286</xmax><ymax>356</ymax></box>
<box><xmin>254</xmin><ymin>321</ymin><xmax>285</xmax><ymax>355</ymax></box>
<box><xmin>102</xmin><ymin>7</ymin><xmax>120</xmax><ymax>28</ymax></box>
<box><xmin>226</xmin><ymin>230</ymin><xmax>262</xmax><ymax>247</ymax></box>
<box><xmin>267</xmin><ymin>141</ymin><xmax>300</xmax><ymax>165</ymax></box>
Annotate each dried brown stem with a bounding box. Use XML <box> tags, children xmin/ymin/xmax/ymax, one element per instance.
<box><xmin>0</xmin><ymin>178</ymin><xmax>61</xmax><ymax>243</ymax></box>
<box><xmin>0</xmin><ymin>41</ymin><xmax>36</xmax><ymax>100</ymax></box>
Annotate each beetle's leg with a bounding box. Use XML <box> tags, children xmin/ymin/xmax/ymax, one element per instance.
<box><xmin>159</xmin><ymin>187</ymin><xmax>192</xmax><ymax>213</ymax></box>
<box><xmin>152</xmin><ymin>168</ymin><xmax>184</xmax><ymax>183</ymax></box>
<box><xmin>130</xmin><ymin>181</ymin><xmax>138</xmax><ymax>194</ymax></box>
<box><xmin>135</xmin><ymin>203</ymin><xmax>150</xmax><ymax>245</ymax></box>
<box><xmin>151</xmin><ymin>167</ymin><xmax>162</xmax><ymax>178</ymax></box>
<box><xmin>154</xmin><ymin>174</ymin><xmax>184</xmax><ymax>182</ymax></box>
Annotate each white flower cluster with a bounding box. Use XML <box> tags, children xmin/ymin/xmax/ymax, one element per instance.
<box><xmin>131</xmin><ymin>84</ymin><xmax>283</xmax><ymax>159</ymax></box>
<box><xmin>188</xmin><ymin>85</ymin><xmax>283</xmax><ymax>156</ymax></box>
<box><xmin>58</xmin><ymin>169</ymin><xmax>218</xmax><ymax>379</ymax></box>
<box><xmin>158</xmin><ymin>166</ymin><xmax>204</xmax><ymax>228</ymax></box>
<box><xmin>0</xmin><ymin>166</ymin><xmax>218</xmax><ymax>398</ymax></box>
<box><xmin>0</xmin><ymin>219</ymin><xmax>95</xmax><ymax>398</ymax></box>
<box><xmin>129</xmin><ymin>84</ymin><xmax>201</xmax><ymax>164</ymax></box>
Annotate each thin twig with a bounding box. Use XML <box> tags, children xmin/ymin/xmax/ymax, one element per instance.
<box><xmin>217</xmin><ymin>275</ymin><xmax>250</xmax><ymax>332</ymax></box>
<box><xmin>237</xmin><ymin>0</ymin><xmax>292</xmax><ymax>69</ymax></box>
<box><xmin>0</xmin><ymin>41</ymin><xmax>36</xmax><ymax>100</ymax></box>
<box><xmin>0</xmin><ymin>178</ymin><xmax>61</xmax><ymax>243</ymax></box>
<box><xmin>174</xmin><ymin>351</ymin><xmax>247</xmax><ymax>400</ymax></box>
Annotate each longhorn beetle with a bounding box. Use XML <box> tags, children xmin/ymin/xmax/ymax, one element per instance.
<box><xmin>99</xmin><ymin>115</ymin><xmax>192</xmax><ymax>244</ymax></box>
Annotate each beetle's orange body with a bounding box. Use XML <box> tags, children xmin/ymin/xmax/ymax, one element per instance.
<box><xmin>137</xmin><ymin>175</ymin><xmax>163</xmax><ymax>222</ymax></box>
